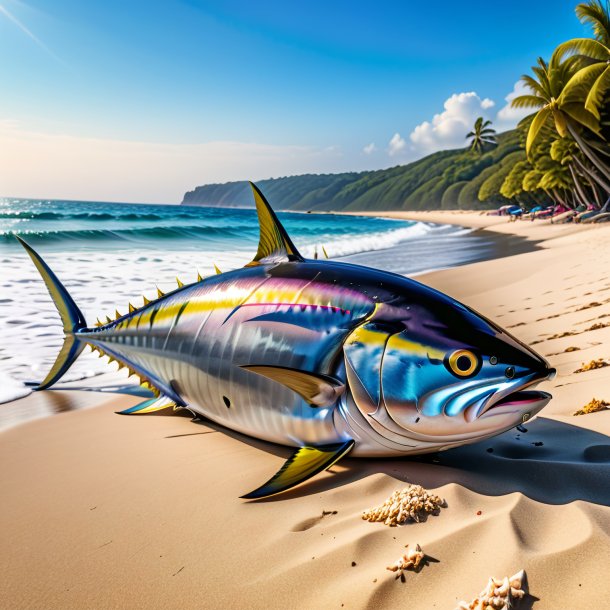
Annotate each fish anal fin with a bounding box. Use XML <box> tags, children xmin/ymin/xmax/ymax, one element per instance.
<box><xmin>241</xmin><ymin>440</ymin><xmax>354</xmax><ymax>499</ymax></box>
<box><xmin>241</xmin><ymin>365</ymin><xmax>345</xmax><ymax>406</ymax></box>
<box><xmin>248</xmin><ymin>182</ymin><xmax>304</xmax><ymax>265</ymax></box>
<box><xmin>117</xmin><ymin>396</ymin><xmax>188</xmax><ymax>416</ymax></box>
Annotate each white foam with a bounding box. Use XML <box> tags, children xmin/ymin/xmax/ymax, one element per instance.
<box><xmin>0</xmin><ymin>369</ymin><xmax>31</xmax><ymax>404</ymax></box>
<box><xmin>300</xmin><ymin>222</ymin><xmax>434</xmax><ymax>258</ymax></box>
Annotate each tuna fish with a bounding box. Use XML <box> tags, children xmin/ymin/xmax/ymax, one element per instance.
<box><xmin>18</xmin><ymin>183</ymin><xmax>555</xmax><ymax>498</ymax></box>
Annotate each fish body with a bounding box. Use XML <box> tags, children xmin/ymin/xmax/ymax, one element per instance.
<box><xmin>18</xmin><ymin>183</ymin><xmax>555</xmax><ymax>497</ymax></box>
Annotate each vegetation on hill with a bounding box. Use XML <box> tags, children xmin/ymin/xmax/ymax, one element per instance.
<box><xmin>182</xmin><ymin>130</ymin><xmax>521</xmax><ymax>211</ymax></box>
<box><xmin>184</xmin><ymin>1</ymin><xmax>610</xmax><ymax>213</ymax></box>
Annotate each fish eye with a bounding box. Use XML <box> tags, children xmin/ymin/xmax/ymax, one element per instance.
<box><xmin>446</xmin><ymin>349</ymin><xmax>479</xmax><ymax>377</ymax></box>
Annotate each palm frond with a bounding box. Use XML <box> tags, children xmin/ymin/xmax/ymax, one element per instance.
<box><xmin>555</xmin><ymin>38</ymin><xmax>610</xmax><ymax>61</ymax></box>
<box><xmin>526</xmin><ymin>107</ymin><xmax>553</xmax><ymax>156</ymax></box>
<box><xmin>576</xmin><ymin>0</ymin><xmax>610</xmax><ymax>45</ymax></box>
<box><xmin>585</xmin><ymin>65</ymin><xmax>610</xmax><ymax>119</ymax></box>
<box><xmin>562</xmin><ymin>102</ymin><xmax>602</xmax><ymax>135</ymax></box>
<box><xmin>559</xmin><ymin>62</ymin><xmax>607</xmax><ymax>107</ymax></box>
<box><xmin>520</xmin><ymin>75</ymin><xmax>548</xmax><ymax>98</ymax></box>
<box><xmin>511</xmin><ymin>94</ymin><xmax>545</xmax><ymax>109</ymax></box>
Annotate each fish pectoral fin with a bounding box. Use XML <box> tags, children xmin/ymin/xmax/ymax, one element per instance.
<box><xmin>240</xmin><ymin>365</ymin><xmax>345</xmax><ymax>406</ymax></box>
<box><xmin>246</xmin><ymin>182</ymin><xmax>305</xmax><ymax>265</ymax></box>
<box><xmin>116</xmin><ymin>395</ymin><xmax>189</xmax><ymax>416</ymax></box>
<box><xmin>241</xmin><ymin>440</ymin><xmax>355</xmax><ymax>499</ymax></box>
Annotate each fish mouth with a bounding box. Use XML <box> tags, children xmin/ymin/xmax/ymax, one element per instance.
<box><xmin>472</xmin><ymin>368</ymin><xmax>555</xmax><ymax>421</ymax></box>
<box><xmin>479</xmin><ymin>386</ymin><xmax>552</xmax><ymax>420</ymax></box>
<box><xmin>483</xmin><ymin>389</ymin><xmax>551</xmax><ymax>413</ymax></box>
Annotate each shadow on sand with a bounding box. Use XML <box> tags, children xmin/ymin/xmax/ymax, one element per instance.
<box><xmin>6</xmin><ymin>387</ymin><xmax>609</xmax><ymax>507</ymax></box>
<box><xmin>195</xmin><ymin>416</ymin><xmax>610</xmax><ymax>506</ymax></box>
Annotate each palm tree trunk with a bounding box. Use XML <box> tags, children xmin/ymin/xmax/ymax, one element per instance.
<box><xmin>551</xmin><ymin>188</ymin><xmax>566</xmax><ymax>206</ymax></box>
<box><xmin>583</xmin><ymin>170</ymin><xmax>603</xmax><ymax>208</ymax></box>
<box><xmin>569</xmin><ymin>164</ymin><xmax>590</xmax><ymax>207</ymax></box>
<box><xmin>566</xmin><ymin>121</ymin><xmax>610</xmax><ymax>182</ymax></box>
<box><xmin>572</xmin><ymin>155</ymin><xmax>610</xmax><ymax>193</ymax></box>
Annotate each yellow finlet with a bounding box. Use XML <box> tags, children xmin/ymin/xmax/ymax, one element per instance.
<box><xmin>176</xmin><ymin>277</ymin><xmax>184</xmax><ymax>288</ymax></box>
<box><xmin>128</xmin><ymin>303</ymin><xmax>136</xmax><ymax>313</ymax></box>
<box><xmin>213</xmin><ymin>263</ymin><xmax>222</xmax><ymax>275</ymax></box>
<box><xmin>115</xmin><ymin>310</ymin><xmax>122</xmax><ymax>320</ymax></box>
<box><xmin>322</xmin><ymin>245</ymin><xmax>329</xmax><ymax>259</ymax></box>
<box><xmin>197</xmin><ymin>271</ymin><xmax>204</xmax><ymax>282</ymax></box>
<box><xmin>157</xmin><ymin>287</ymin><xmax>165</xmax><ymax>298</ymax></box>
<box><xmin>143</xmin><ymin>295</ymin><xmax>151</xmax><ymax>306</ymax></box>
<box><xmin>106</xmin><ymin>316</ymin><xmax>112</xmax><ymax>324</ymax></box>
<box><xmin>96</xmin><ymin>318</ymin><xmax>103</xmax><ymax>327</ymax></box>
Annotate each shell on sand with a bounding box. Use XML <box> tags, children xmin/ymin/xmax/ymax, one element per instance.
<box><xmin>455</xmin><ymin>570</ymin><xmax>526</xmax><ymax>610</ymax></box>
<box><xmin>386</xmin><ymin>543</ymin><xmax>425</xmax><ymax>573</ymax></box>
<box><xmin>362</xmin><ymin>484</ymin><xmax>446</xmax><ymax>526</ymax></box>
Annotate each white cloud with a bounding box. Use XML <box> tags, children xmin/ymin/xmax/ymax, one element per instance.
<box><xmin>495</xmin><ymin>81</ymin><xmax>533</xmax><ymax>131</ymax></box>
<box><xmin>387</xmin><ymin>133</ymin><xmax>406</xmax><ymax>156</ymax></box>
<box><xmin>408</xmin><ymin>91</ymin><xmax>495</xmax><ymax>156</ymax></box>
<box><xmin>363</xmin><ymin>142</ymin><xmax>376</xmax><ymax>155</ymax></box>
<box><xmin>0</xmin><ymin>121</ymin><xmax>346</xmax><ymax>203</ymax></box>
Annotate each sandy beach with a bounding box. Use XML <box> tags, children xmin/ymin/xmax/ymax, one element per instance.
<box><xmin>1</xmin><ymin>213</ymin><xmax>609</xmax><ymax>609</ymax></box>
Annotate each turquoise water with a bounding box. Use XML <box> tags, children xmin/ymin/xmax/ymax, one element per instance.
<box><xmin>0</xmin><ymin>198</ymin><xmax>418</xmax><ymax>257</ymax></box>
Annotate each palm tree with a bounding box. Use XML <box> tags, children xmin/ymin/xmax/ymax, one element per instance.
<box><xmin>466</xmin><ymin>117</ymin><xmax>497</xmax><ymax>153</ymax></box>
<box><xmin>511</xmin><ymin>53</ymin><xmax>610</xmax><ymax>184</ymax></box>
<box><xmin>555</xmin><ymin>2</ymin><xmax>610</xmax><ymax>120</ymax></box>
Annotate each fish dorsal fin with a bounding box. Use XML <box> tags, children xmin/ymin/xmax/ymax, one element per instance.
<box><xmin>241</xmin><ymin>440</ymin><xmax>354</xmax><ymax>499</ymax></box>
<box><xmin>248</xmin><ymin>182</ymin><xmax>304</xmax><ymax>265</ymax></box>
<box><xmin>241</xmin><ymin>365</ymin><xmax>345</xmax><ymax>406</ymax></box>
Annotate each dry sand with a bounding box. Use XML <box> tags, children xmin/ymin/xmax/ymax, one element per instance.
<box><xmin>1</xmin><ymin>212</ymin><xmax>609</xmax><ymax>609</ymax></box>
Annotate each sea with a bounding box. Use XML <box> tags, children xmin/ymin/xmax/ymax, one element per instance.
<box><xmin>0</xmin><ymin>197</ymin><xmax>506</xmax><ymax>407</ymax></box>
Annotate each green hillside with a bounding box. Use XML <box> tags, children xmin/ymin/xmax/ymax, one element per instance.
<box><xmin>182</xmin><ymin>130</ymin><xmax>522</xmax><ymax>211</ymax></box>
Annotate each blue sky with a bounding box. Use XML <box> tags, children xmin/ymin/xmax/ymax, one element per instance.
<box><xmin>0</xmin><ymin>0</ymin><xmax>589</xmax><ymax>202</ymax></box>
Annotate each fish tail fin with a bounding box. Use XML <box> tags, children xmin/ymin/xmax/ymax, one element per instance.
<box><xmin>16</xmin><ymin>236</ymin><xmax>88</xmax><ymax>389</ymax></box>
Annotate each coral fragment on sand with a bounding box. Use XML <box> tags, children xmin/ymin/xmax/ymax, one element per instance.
<box><xmin>455</xmin><ymin>570</ymin><xmax>526</xmax><ymax>610</ymax></box>
<box><xmin>573</xmin><ymin>359</ymin><xmax>609</xmax><ymax>373</ymax></box>
<box><xmin>574</xmin><ymin>398</ymin><xmax>610</xmax><ymax>416</ymax></box>
<box><xmin>386</xmin><ymin>544</ymin><xmax>425</xmax><ymax>573</ymax></box>
<box><xmin>362</xmin><ymin>485</ymin><xmax>445</xmax><ymax>526</ymax></box>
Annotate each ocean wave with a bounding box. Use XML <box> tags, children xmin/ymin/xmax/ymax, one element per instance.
<box><xmin>0</xmin><ymin>224</ymin><xmax>253</xmax><ymax>243</ymax></box>
<box><xmin>300</xmin><ymin>222</ymin><xmax>434</xmax><ymax>258</ymax></box>
<box><xmin>0</xmin><ymin>210</ymin><xmax>172</xmax><ymax>221</ymax></box>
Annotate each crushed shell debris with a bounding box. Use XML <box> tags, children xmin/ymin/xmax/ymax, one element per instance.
<box><xmin>456</xmin><ymin>570</ymin><xmax>526</xmax><ymax>610</ymax></box>
<box><xmin>573</xmin><ymin>397</ymin><xmax>610</xmax><ymax>416</ymax></box>
<box><xmin>362</xmin><ymin>485</ymin><xmax>446</xmax><ymax>526</ymax></box>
